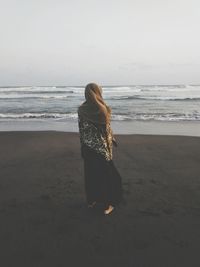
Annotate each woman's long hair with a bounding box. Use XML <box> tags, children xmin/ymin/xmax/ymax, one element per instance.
<box><xmin>78</xmin><ymin>83</ymin><xmax>111</xmax><ymax>124</ymax></box>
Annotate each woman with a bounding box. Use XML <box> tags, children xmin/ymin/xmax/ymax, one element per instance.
<box><xmin>77</xmin><ymin>82</ymin><xmax>123</xmax><ymax>215</ymax></box>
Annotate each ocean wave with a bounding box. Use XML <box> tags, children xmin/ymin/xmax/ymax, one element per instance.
<box><xmin>1</xmin><ymin>94</ymin><xmax>200</xmax><ymax>101</ymax></box>
<box><xmin>111</xmin><ymin>113</ymin><xmax>200</xmax><ymax>121</ymax></box>
<box><xmin>1</xmin><ymin>85</ymin><xmax>200</xmax><ymax>122</ymax></box>
<box><xmin>1</xmin><ymin>86</ymin><xmax>200</xmax><ymax>101</ymax></box>
<box><xmin>0</xmin><ymin>86</ymin><xmax>57</xmax><ymax>92</ymax></box>
<box><xmin>0</xmin><ymin>113</ymin><xmax>78</xmax><ymax>119</ymax></box>
<box><xmin>0</xmin><ymin>95</ymin><xmax>71</xmax><ymax>99</ymax></box>
<box><xmin>0</xmin><ymin>87</ymin><xmax>75</xmax><ymax>93</ymax></box>
<box><xmin>129</xmin><ymin>114</ymin><xmax>200</xmax><ymax>121</ymax></box>
<box><xmin>1</xmin><ymin>112</ymin><xmax>200</xmax><ymax>121</ymax></box>
<box><xmin>109</xmin><ymin>96</ymin><xmax>200</xmax><ymax>101</ymax></box>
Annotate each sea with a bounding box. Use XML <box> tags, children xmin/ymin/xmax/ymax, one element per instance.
<box><xmin>0</xmin><ymin>85</ymin><xmax>200</xmax><ymax>135</ymax></box>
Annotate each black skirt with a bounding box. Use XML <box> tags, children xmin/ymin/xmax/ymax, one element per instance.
<box><xmin>82</xmin><ymin>144</ymin><xmax>123</xmax><ymax>208</ymax></box>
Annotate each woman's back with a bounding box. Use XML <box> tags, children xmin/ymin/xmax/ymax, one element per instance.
<box><xmin>78</xmin><ymin>113</ymin><xmax>113</xmax><ymax>161</ymax></box>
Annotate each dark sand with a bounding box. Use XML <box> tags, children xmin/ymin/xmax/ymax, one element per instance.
<box><xmin>0</xmin><ymin>131</ymin><xmax>200</xmax><ymax>267</ymax></box>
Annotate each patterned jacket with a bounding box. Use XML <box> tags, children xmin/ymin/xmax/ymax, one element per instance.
<box><xmin>78</xmin><ymin>114</ymin><xmax>115</xmax><ymax>161</ymax></box>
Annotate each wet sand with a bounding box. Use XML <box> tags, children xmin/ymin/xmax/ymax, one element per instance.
<box><xmin>0</xmin><ymin>131</ymin><xmax>200</xmax><ymax>267</ymax></box>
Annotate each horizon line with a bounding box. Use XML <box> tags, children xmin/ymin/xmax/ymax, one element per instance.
<box><xmin>0</xmin><ymin>83</ymin><xmax>200</xmax><ymax>87</ymax></box>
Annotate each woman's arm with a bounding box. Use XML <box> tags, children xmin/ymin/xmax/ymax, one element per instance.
<box><xmin>78</xmin><ymin>115</ymin><xmax>85</xmax><ymax>158</ymax></box>
<box><xmin>110</xmin><ymin>127</ymin><xmax>118</xmax><ymax>147</ymax></box>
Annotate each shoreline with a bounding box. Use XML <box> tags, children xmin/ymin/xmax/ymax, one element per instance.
<box><xmin>0</xmin><ymin>119</ymin><xmax>200</xmax><ymax>137</ymax></box>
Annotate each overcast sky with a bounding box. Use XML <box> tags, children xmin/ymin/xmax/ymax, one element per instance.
<box><xmin>0</xmin><ymin>0</ymin><xmax>200</xmax><ymax>85</ymax></box>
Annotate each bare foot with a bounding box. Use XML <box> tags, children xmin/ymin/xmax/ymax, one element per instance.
<box><xmin>104</xmin><ymin>205</ymin><xmax>114</xmax><ymax>215</ymax></box>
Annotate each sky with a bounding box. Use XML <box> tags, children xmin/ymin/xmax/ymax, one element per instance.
<box><xmin>0</xmin><ymin>0</ymin><xmax>200</xmax><ymax>86</ymax></box>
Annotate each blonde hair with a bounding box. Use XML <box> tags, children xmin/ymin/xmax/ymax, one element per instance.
<box><xmin>84</xmin><ymin>83</ymin><xmax>111</xmax><ymax>124</ymax></box>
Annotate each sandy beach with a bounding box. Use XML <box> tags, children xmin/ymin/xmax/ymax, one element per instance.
<box><xmin>0</xmin><ymin>131</ymin><xmax>200</xmax><ymax>267</ymax></box>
